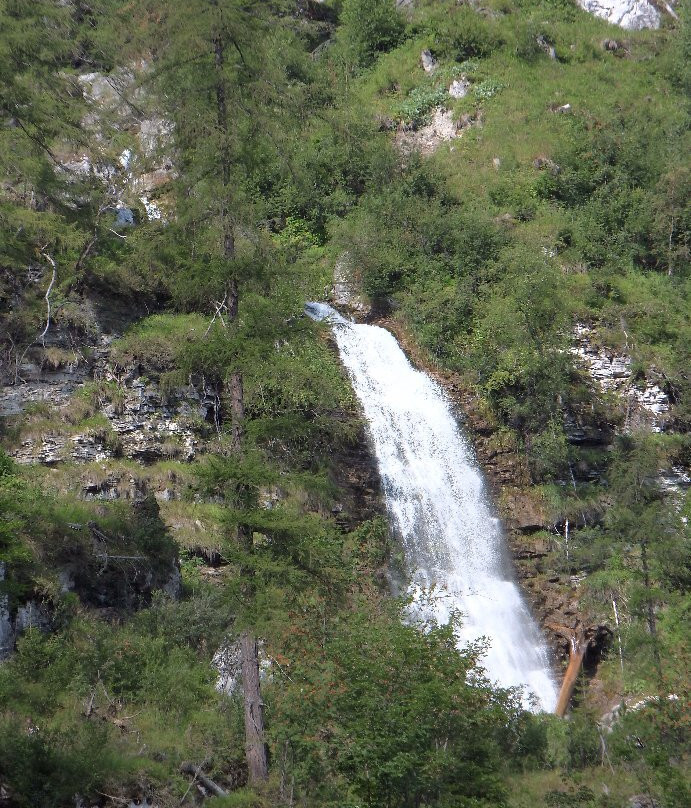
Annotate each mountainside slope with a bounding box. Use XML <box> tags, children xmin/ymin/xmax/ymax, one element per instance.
<box><xmin>0</xmin><ymin>1</ymin><xmax>688</xmax><ymax>806</ymax></box>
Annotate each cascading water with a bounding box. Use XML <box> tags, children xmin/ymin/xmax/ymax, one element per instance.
<box><xmin>306</xmin><ymin>302</ymin><xmax>558</xmax><ymax>712</ymax></box>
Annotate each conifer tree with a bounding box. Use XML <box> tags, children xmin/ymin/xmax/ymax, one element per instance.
<box><xmin>149</xmin><ymin>0</ymin><xmax>307</xmax><ymax>782</ymax></box>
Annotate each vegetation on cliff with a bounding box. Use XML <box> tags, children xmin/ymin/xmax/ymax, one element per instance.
<box><xmin>0</xmin><ymin>0</ymin><xmax>689</xmax><ymax>806</ymax></box>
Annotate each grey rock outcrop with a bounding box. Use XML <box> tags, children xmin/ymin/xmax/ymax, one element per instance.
<box><xmin>0</xmin><ymin>563</ymin><xmax>13</xmax><ymax>661</ymax></box>
<box><xmin>395</xmin><ymin>107</ymin><xmax>476</xmax><ymax>156</ymax></box>
<box><xmin>448</xmin><ymin>77</ymin><xmax>470</xmax><ymax>98</ymax></box>
<box><xmin>571</xmin><ymin>324</ymin><xmax>670</xmax><ymax>432</ymax></box>
<box><xmin>577</xmin><ymin>0</ymin><xmax>661</xmax><ymax>29</ymax></box>
<box><xmin>420</xmin><ymin>49</ymin><xmax>438</xmax><ymax>74</ymax></box>
<box><xmin>0</xmin><ymin>563</ymin><xmax>53</xmax><ymax>662</ymax></box>
<box><xmin>333</xmin><ymin>252</ymin><xmax>371</xmax><ymax>316</ymax></box>
<box><xmin>629</xmin><ymin>796</ymin><xmax>661</xmax><ymax>808</ymax></box>
<box><xmin>213</xmin><ymin>639</ymin><xmax>271</xmax><ymax>695</ymax></box>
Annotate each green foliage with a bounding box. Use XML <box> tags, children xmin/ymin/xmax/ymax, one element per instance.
<box><xmin>270</xmin><ymin>599</ymin><xmax>513</xmax><ymax>807</ymax></box>
<box><xmin>338</xmin><ymin>0</ymin><xmax>405</xmax><ymax>72</ymax></box>
<box><xmin>208</xmin><ymin>792</ymin><xmax>267</xmax><ymax>808</ymax></box>
<box><xmin>473</xmin><ymin>78</ymin><xmax>505</xmax><ymax>99</ymax></box>
<box><xmin>0</xmin><ymin>595</ymin><xmax>235</xmax><ymax>805</ymax></box>
<box><xmin>418</xmin><ymin>3</ymin><xmax>504</xmax><ymax>62</ymax></box>
<box><xmin>111</xmin><ymin>313</ymin><xmax>209</xmax><ymax>372</ymax></box>
<box><xmin>396</xmin><ymin>84</ymin><xmax>448</xmax><ymax>124</ymax></box>
<box><xmin>2</xmin><ymin>0</ymin><xmax>690</xmax><ymax>804</ymax></box>
<box><xmin>1</xmin><ymin>463</ymin><xmax>177</xmax><ymax>609</ymax></box>
<box><xmin>528</xmin><ymin>422</ymin><xmax>570</xmax><ymax>483</ymax></box>
<box><xmin>0</xmin><ymin>716</ymin><xmax>127</xmax><ymax>808</ymax></box>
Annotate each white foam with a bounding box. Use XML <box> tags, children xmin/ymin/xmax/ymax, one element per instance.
<box><xmin>308</xmin><ymin>303</ymin><xmax>558</xmax><ymax>711</ymax></box>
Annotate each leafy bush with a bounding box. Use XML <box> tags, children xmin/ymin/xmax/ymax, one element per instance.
<box><xmin>396</xmin><ymin>84</ymin><xmax>448</xmax><ymax>125</ymax></box>
<box><xmin>111</xmin><ymin>313</ymin><xmax>208</xmax><ymax>372</ymax></box>
<box><xmin>0</xmin><ymin>717</ymin><xmax>128</xmax><ymax>808</ymax></box>
<box><xmin>338</xmin><ymin>0</ymin><xmax>404</xmax><ymax>71</ymax></box>
<box><xmin>269</xmin><ymin>599</ymin><xmax>513</xmax><ymax>808</ymax></box>
<box><xmin>473</xmin><ymin>78</ymin><xmax>505</xmax><ymax>100</ymax></box>
<box><xmin>430</xmin><ymin>5</ymin><xmax>504</xmax><ymax>61</ymax></box>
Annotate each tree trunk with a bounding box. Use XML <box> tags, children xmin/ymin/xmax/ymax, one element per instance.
<box><xmin>231</xmin><ymin>358</ymin><xmax>268</xmax><ymax>782</ymax></box>
<box><xmin>555</xmin><ymin>634</ymin><xmax>586</xmax><ymax>717</ymax></box>
<box><xmin>640</xmin><ymin>540</ymin><xmax>663</xmax><ymax>689</ymax></box>
<box><xmin>240</xmin><ymin>629</ymin><xmax>268</xmax><ymax>783</ymax></box>
<box><xmin>214</xmin><ymin>27</ymin><xmax>268</xmax><ymax>783</ymax></box>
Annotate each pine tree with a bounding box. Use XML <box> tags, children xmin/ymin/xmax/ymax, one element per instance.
<box><xmin>149</xmin><ymin>0</ymin><xmax>310</xmax><ymax>782</ymax></box>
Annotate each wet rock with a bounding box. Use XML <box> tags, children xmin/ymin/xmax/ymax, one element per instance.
<box><xmin>514</xmin><ymin>536</ymin><xmax>551</xmax><ymax>559</ymax></box>
<box><xmin>506</xmin><ymin>491</ymin><xmax>549</xmax><ymax>533</ymax></box>
<box><xmin>333</xmin><ymin>252</ymin><xmax>371</xmax><ymax>316</ymax></box>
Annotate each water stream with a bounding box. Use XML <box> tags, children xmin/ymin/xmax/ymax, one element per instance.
<box><xmin>307</xmin><ymin>302</ymin><xmax>558</xmax><ymax>712</ymax></box>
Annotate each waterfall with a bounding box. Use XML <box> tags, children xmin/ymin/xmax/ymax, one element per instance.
<box><xmin>306</xmin><ymin>302</ymin><xmax>558</xmax><ymax>712</ymax></box>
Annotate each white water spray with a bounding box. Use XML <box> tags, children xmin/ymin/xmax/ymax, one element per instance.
<box><xmin>307</xmin><ymin>302</ymin><xmax>557</xmax><ymax>712</ymax></box>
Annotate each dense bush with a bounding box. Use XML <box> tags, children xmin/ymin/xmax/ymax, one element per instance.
<box><xmin>338</xmin><ymin>0</ymin><xmax>404</xmax><ymax>71</ymax></box>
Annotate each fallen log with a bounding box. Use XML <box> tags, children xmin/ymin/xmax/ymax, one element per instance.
<box><xmin>180</xmin><ymin>762</ymin><xmax>227</xmax><ymax>798</ymax></box>
<box><xmin>555</xmin><ymin>633</ymin><xmax>587</xmax><ymax>717</ymax></box>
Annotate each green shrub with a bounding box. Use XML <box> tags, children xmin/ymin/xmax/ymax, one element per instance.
<box><xmin>396</xmin><ymin>84</ymin><xmax>448</xmax><ymax>125</ymax></box>
<box><xmin>473</xmin><ymin>78</ymin><xmax>505</xmax><ymax>100</ymax></box>
<box><xmin>0</xmin><ymin>717</ymin><xmax>128</xmax><ymax>808</ymax></box>
<box><xmin>431</xmin><ymin>5</ymin><xmax>504</xmax><ymax>62</ymax></box>
<box><xmin>338</xmin><ymin>0</ymin><xmax>404</xmax><ymax>71</ymax></box>
<box><xmin>111</xmin><ymin>313</ymin><xmax>208</xmax><ymax>372</ymax></box>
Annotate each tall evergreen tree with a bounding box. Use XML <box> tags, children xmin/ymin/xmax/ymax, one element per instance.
<box><xmin>150</xmin><ymin>0</ymin><xmax>309</xmax><ymax>782</ymax></box>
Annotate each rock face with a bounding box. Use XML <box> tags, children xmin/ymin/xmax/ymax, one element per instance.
<box><xmin>65</xmin><ymin>65</ymin><xmax>175</xmax><ymax>223</ymax></box>
<box><xmin>571</xmin><ymin>324</ymin><xmax>670</xmax><ymax>432</ymax></box>
<box><xmin>5</xmin><ymin>337</ymin><xmax>208</xmax><ymax>467</ymax></box>
<box><xmin>420</xmin><ymin>49</ymin><xmax>438</xmax><ymax>74</ymax></box>
<box><xmin>1</xmin><ymin>561</ymin><xmax>54</xmax><ymax>662</ymax></box>
<box><xmin>577</xmin><ymin>0</ymin><xmax>661</xmax><ymax>29</ymax></box>
<box><xmin>332</xmin><ymin>252</ymin><xmax>372</xmax><ymax>316</ymax></box>
<box><xmin>629</xmin><ymin>795</ymin><xmax>661</xmax><ymax>808</ymax></box>
<box><xmin>0</xmin><ymin>563</ymin><xmax>13</xmax><ymax>661</ymax></box>
<box><xmin>395</xmin><ymin>107</ymin><xmax>478</xmax><ymax>156</ymax></box>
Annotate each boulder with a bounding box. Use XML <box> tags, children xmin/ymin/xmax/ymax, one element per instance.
<box><xmin>420</xmin><ymin>49</ymin><xmax>438</xmax><ymax>74</ymax></box>
<box><xmin>577</xmin><ymin>0</ymin><xmax>661</xmax><ymax>30</ymax></box>
<box><xmin>629</xmin><ymin>795</ymin><xmax>661</xmax><ymax>808</ymax></box>
<box><xmin>536</xmin><ymin>34</ymin><xmax>557</xmax><ymax>60</ymax></box>
<box><xmin>448</xmin><ymin>78</ymin><xmax>470</xmax><ymax>98</ymax></box>
<box><xmin>533</xmin><ymin>155</ymin><xmax>561</xmax><ymax>174</ymax></box>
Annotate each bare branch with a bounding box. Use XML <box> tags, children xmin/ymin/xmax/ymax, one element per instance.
<box><xmin>38</xmin><ymin>252</ymin><xmax>57</xmax><ymax>347</ymax></box>
<box><xmin>180</xmin><ymin>762</ymin><xmax>227</xmax><ymax>798</ymax></box>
